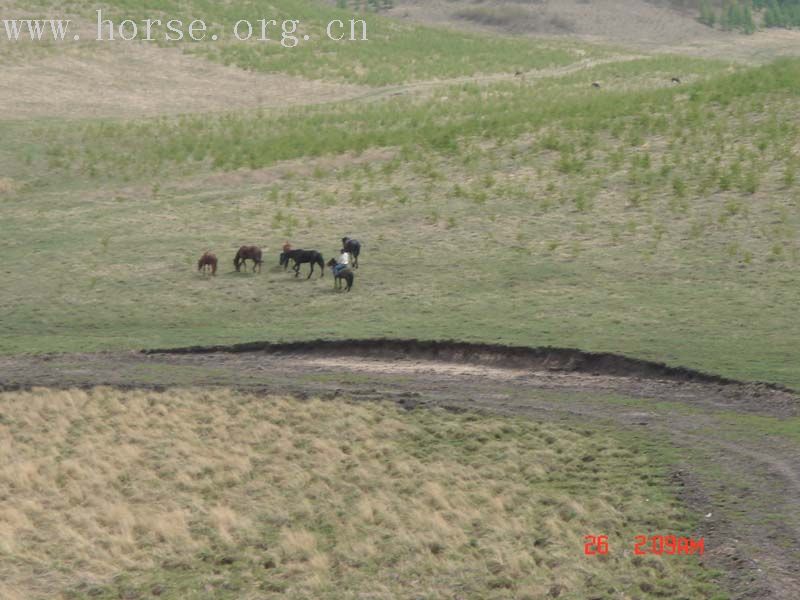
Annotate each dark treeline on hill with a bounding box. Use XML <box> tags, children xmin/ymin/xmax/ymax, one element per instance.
<box><xmin>699</xmin><ymin>0</ymin><xmax>800</xmax><ymax>30</ymax></box>
<box><xmin>699</xmin><ymin>0</ymin><xmax>756</xmax><ymax>32</ymax></box>
<box><xmin>757</xmin><ymin>0</ymin><xmax>800</xmax><ymax>27</ymax></box>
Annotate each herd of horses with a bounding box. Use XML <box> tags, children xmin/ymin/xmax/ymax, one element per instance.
<box><xmin>197</xmin><ymin>237</ymin><xmax>361</xmax><ymax>292</ymax></box>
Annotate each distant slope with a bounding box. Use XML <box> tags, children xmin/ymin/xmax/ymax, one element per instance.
<box><xmin>385</xmin><ymin>0</ymin><xmax>713</xmax><ymax>43</ymax></box>
<box><xmin>384</xmin><ymin>0</ymin><xmax>800</xmax><ymax>61</ymax></box>
<box><xmin>1</xmin><ymin>0</ymin><xmax>608</xmax><ymax>85</ymax></box>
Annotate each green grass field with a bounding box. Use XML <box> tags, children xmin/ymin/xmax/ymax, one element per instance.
<box><xmin>2</xmin><ymin>46</ymin><xmax>800</xmax><ymax>387</ymax></box>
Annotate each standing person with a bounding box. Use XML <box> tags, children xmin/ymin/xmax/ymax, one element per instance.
<box><xmin>339</xmin><ymin>247</ymin><xmax>350</xmax><ymax>266</ymax></box>
<box><xmin>341</xmin><ymin>237</ymin><xmax>361</xmax><ymax>268</ymax></box>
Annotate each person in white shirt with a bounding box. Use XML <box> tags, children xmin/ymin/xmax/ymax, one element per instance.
<box><xmin>333</xmin><ymin>248</ymin><xmax>351</xmax><ymax>276</ymax></box>
<box><xmin>342</xmin><ymin>237</ymin><xmax>361</xmax><ymax>268</ymax></box>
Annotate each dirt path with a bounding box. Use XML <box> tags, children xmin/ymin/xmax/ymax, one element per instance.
<box><xmin>339</xmin><ymin>53</ymin><xmax>649</xmax><ymax>104</ymax></box>
<box><xmin>1</xmin><ymin>343</ymin><xmax>798</xmax><ymax>599</ymax></box>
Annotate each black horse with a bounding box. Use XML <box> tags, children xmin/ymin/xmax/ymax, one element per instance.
<box><xmin>341</xmin><ymin>237</ymin><xmax>361</xmax><ymax>269</ymax></box>
<box><xmin>281</xmin><ymin>249</ymin><xmax>324</xmax><ymax>279</ymax></box>
<box><xmin>326</xmin><ymin>258</ymin><xmax>354</xmax><ymax>291</ymax></box>
<box><xmin>279</xmin><ymin>248</ymin><xmax>302</xmax><ymax>270</ymax></box>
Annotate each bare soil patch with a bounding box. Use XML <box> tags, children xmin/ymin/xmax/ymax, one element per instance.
<box><xmin>0</xmin><ymin>43</ymin><xmax>365</xmax><ymax>120</ymax></box>
<box><xmin>142</xmin><ymin>338</ymin><xmax>799</xmax><ymax>417</ymax></box>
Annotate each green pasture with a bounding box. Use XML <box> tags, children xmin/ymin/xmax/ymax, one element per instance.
<box><xmin>18</xmin><ymin>0</ymin><xmax>606</xmax><ymax>85</ymax></box>
<box><xmin>1</xmin><ymin>5</ymin><xmax>799</xmax><ymax>388</ymax></box>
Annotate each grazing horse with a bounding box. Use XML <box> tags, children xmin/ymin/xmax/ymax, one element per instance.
<box><xmin>327</xmin><ymin>258</ymin><xmax>354</xmax><ymax>291</ymax></box>
<box><xmin>341</xmin><ymin>237</ymin><xmax>361</xmax><ymax>269</ymax></box>
<box><xmin>671</xmin><ymin>77</ymin><xmax>681</xmax><ymax>84</ymax></box>
<box><xmin>197</xmin><ymin>251</ymin><xmax>217</xmax><ymax>275</ymax></box>
<box><xmin>591</xmin><ymin>81</ymin><xmax>601</xmax><ymax>89</ymax></box>
<box><xmin>282</xmin><ymin>249</ymin><xmax>324</xmax><ymax>279</ymax></box>
<box><xmin>234</xmin><ymin>245</ymin><xmax>263</xmax><ymax>273</ymax></box>
<box><xmin>279</xmin><ymin>241</ymin><xmax>294</xmax><ymax>268</ymax></box>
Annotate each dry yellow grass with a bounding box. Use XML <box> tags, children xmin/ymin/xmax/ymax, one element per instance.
<box><xmin>0</xmin><ymin>177</ymin><xmax>16</xmax><ymax>195</ymax></box>
<box><xmin>0</xmin><ymin>42</ymin><xmax>366</xmax><ymax>120</ymax></box>
<box><xmin>0</xmin><ymin>387</ymin><xmax>717</xmax><ymax>598</ymax></box>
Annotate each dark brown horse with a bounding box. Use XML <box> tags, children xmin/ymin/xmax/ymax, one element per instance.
<box><xmin>198</xmin><ymin>251</ymin><xmax>217</xmax><ymax>275</ymax></box>
<box><xmin>326</xmin><ymin>258</ymin><xmax>354</xmax><ymax>291</ymax></box>
<box><xmin>234</xmin><ymin>245</ymin><xmax>263</xmax><ymax>272</ymax></box>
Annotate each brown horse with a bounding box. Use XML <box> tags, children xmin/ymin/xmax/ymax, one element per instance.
<box><xmin>197</xmin><ymin>251</ymin><xmax>217</xmax><ymax>275</ymax></box>
<box><xmin>234</xmin><ymin>245</ymin><xmax>263</xmax><ymax>272</ymax></box>
<box><xmin>326</xmin><ymin>258</ymin><xmax>354</xmax><ymax>291</ymax></box>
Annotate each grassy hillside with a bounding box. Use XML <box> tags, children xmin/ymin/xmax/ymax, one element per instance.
<box><xmin>0</xmin><ymin>387</ymin><xmax>721</xmax><ymax>599</ymax></box>
<box><xmin>1</xmin><ymin>1</ymin><xmax>800</xmax><ymax>387</ymax></box>
<box><xmin>15</xmin><ymin>0</ymin><xmax>599</xmax><ymax>85</ymax></box>
<box><xmin>0</xmin><ymin>5</ymin><xmax>797</xmax><ymax>597</ymax></box>
<box><xmin>3</xmin><ymin>54</ymin><xmax>800</xmax><ymax>387</ymax></box>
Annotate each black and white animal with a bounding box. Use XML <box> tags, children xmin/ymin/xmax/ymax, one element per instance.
<box><xmin>341</xmin><ymin>237</ymin><xmax>361</xmax><ymax>269</ymax></box>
